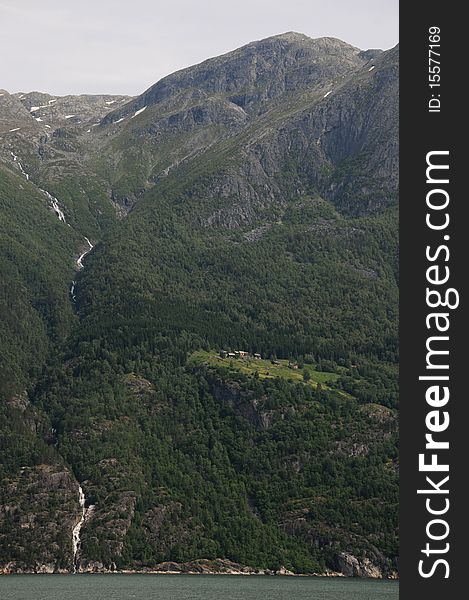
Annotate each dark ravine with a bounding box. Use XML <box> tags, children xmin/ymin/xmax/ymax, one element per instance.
<box><xmin>1</xmin><ymin>33</ymin><xmax>398</xmax><ymax>577</ymax></box>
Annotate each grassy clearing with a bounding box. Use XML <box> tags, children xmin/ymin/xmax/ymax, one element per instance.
<box><xmin>188</xmin><ymin>350</ymin><xmax>340</xmax><ymax>390</ymax></box>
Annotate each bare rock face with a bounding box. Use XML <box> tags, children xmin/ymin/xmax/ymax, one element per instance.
<box><xmin>209</xmin><ymin>377</ymin><xmax>279</xmax><ymax>430</ymax></box>
<box><xmin>5</xmin><ymin>91</ymin><xmax>132</xmax><ymax>132</ymax></box>
<box><xmin>104</xmin><ymin>34</ymin><xmax>368</xmax><ymax>122</ymax></box>
<box><xmin>77</xmin><ymin>486</ymin><xmax>137</xmax><ymax>572</ymax></box>
<box><xmin>0</xmin><ymin>91</ymin><xmax>33</xmax><ymax>130</ymax></box>
<box><xmin>1</xmin><ymin>33</ymin><xmax>397</xmax><ymax>226</ymax></box>
<box><xmin>0</xmin><ymin>464</ymin><xmax>80</xmax><ymax>573</ymax></box>
<box><xmin>335</xmin><ymin>552</ymin><xmax>383</xmax><ymax>578</ymax></box>
<box><xmin>0</xmin><ymin>388</ymin><xmax>85</xmax><ymax>574</ymax></box>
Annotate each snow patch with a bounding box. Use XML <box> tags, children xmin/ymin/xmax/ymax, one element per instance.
<box><xmin>35</xmin><ymin>117</ymin><xmax>43</xmax><ymax>122</ymax></box>
<box><xmin>30</xmin><ymin>103</ymin><xmax>52</xmax><ymax>112</ymax></box>
<box><xmin>323</xmin><ymin>91</ymin><xmax>332</xmax><ymax>98</ymax></box>
<box><xmin>131</xmin><ymin>106</ymin><xmax>147</xmax><ymax>118</ymax></box>
<box><xmin>9</xmin><ymin>127</ymin><xmax>20</xmax><ymax>132</ymax></box>
<box><xmin>105</xmin><ymin>100</ymin><xmax>116</xmax><ymax>105</ymax></box>
<box><xmin>368</xmin><ymin>66</ymin><xmax>375</xmax><ymax>72</ymax></box>
<box><xmin>65</xmin><ymin>115</ymin><xmax>75</xmax><ymax>119</ymax></box>
<box><xmin>114</xmin><ymin>117</ymin><xmax>125</xmax><ymax>124</ymax></box>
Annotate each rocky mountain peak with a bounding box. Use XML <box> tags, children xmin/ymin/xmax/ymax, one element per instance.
<box><xmin>101</xmin><ymin>32</ymin><xmax>370</xmax><ymax>126</ymax></box>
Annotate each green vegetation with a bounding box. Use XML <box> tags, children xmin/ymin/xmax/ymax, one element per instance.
<box><xmin>189</xmin><ymin>350</ymin><xmax>341</xmax><ymax>389</ymax></box>
<box><xmin>24</xmin><ymin>174</ymin><xmax>397</xmax><ymax>572</ymax></box>
<box><xmin>0</xmin><ymin>166</ymin><xmax>80</xmax><ymax>400</ymax></box>
<box><xmin>1</xmin><ymin>163</ymin><xmax>398</xmax><ymax>574</ymax></box>
<box><xmin>0</xmin><ymin>155</ymin><xmax>398</xmax><ymax>575</ymax></box>
<box><xmin>30</xmin><ymin>344</ymin><xmax>397</xmax><ymax>574</ymax></box>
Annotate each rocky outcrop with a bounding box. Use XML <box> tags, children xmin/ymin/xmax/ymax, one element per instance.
<box><xmin>208</xmin><ymin>377</ymin><xmax>280</xmax><ymax>430</ymax></box>
<box><xmin>77</xmin><ymin>489</ymin><xmax>136</xmax><ymax>571</ymax></box>
<box><xmin>104</xmin><ymin>34</ymin><xmax>369</xmax><ymax>123</ymax></box>
<box><xmin>0</xmin><ymin>464</ymin><xmax>80</xmax><ymax>573</ymax></box>
<box><xmin>62</xmin><ymin>558</ymin><xmax>296</xmax><ymax>575</ymax></box>
<box><xmin>279</xmin><ymin>510</ymin><xmax>398</xmax><ymax>579</ymax></box>
<box><xmin>334</xmin><ymin>553</ymin><xmax>386</xmax><ymax>579</ymax></box>
<box><xmin>153</xmin><ymin>558</ymin><xmax>270</xmax><ymax>575</ymax></box>
<box><xmin>9</xmin><ymin>91</ymin><xmax>131</xmax><ymax>131</ymax></box>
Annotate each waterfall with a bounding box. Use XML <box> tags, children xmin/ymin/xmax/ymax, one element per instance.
<box><xmin>9</xmin><ymin>151</ymin><xmax>68</xmax><ymax>222</ymax></box>
<box><xmin>72</xmin><ymin>485</ymin><xmax>95</xmax><ymax>573</ymax></box>
<box><xmin>8</xmin><ymin>150</ymin><xmax>94</xmax><ymax>303</ymax></box>
<box><xmin>72</xmin><ymin>486</ymin><xmax>86</xmax><ymax>573</ymax></box>
<box><xmin>71</xmin><ymin>237</ymin><xmax>94</xmax><ymax>301</ymax></box>
<box><xmin>10</xmin><ymin>151</ymin><xmax>29</xmax><ymax>180</ymax></box>
<box><xmin>76</xmin><ymin>237</ymin><xmax>93</xmax><ymax>269</ymax></box>
<box><xmin>39</xmin><ymin>188</ymin><xmax>67</xmax><ymax>223</ymax></box>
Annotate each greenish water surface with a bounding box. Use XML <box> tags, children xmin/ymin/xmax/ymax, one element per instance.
<box><xmin>0</xmin><ymin>574</ymin><xmax>399</xmax><ymax>600</ymax></box>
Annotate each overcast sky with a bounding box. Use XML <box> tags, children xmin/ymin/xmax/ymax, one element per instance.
<box><xmin>0</xmin><ymin>0</ymin><xmax>398</xmax><ymax>96</ymax></box>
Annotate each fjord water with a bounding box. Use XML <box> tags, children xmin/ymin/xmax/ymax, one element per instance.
<box><xmin>0</xmin><ymin>574</ymin><xmax>398</xmax><ymax>600</ymax></box>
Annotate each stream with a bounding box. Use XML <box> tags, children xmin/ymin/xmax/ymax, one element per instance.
<box><xmin>71</xmin><ymin>236</ymin><xmax>94</xmax><ymax>300</ymax></box>
<box><xmin>9</xmin><ymin>151</ymin><xmax>94</xmax><ymax>288</ymax></box>
<box><xmin>10</xmin><ymin>151</ymin><xmax>96</xmax><ymax>569</ymax></box>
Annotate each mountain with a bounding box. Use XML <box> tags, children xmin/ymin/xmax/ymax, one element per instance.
<box><xmin>0</xmin><ymin>33</ymin><xmax>399</xmax><ymax>576</ymax></box>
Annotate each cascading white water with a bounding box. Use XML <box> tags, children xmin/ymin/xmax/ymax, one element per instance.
<box><xmin>72</xmin><ymin>485</ymin><xmax>95</xmax><ymax>573</ymax></box>
<box><xmin>76</xmin><ymin>237</ymin><xmax>94</xmax><ymax>269</ymax></box>
<box><xmin>9</xmin><ymin>151</ymin><xmax>69</xmax><ymax>222</ymax></box>
<box><xmin>39</xmin><ymin>188</ymin><xmax>67</xmax><ymax>223</ymax></box>
<box><xmin>9</xmin><ymin>151</ymin><xmax>95</xmax><ymax>300</ymax></box>
<box><xmin>72</xmin><ymin>486</ymin><xmax>86</xmax><ymax>572</ymax></box>
<box><xmin>71</xmin><ymin>237</ymin><xmax>94</xmax><ymax>301</ymax></box>
<box><xmin>10</xmin><ymin>151</ymin><xmax>29</xmax><ymax>180</ymax></box>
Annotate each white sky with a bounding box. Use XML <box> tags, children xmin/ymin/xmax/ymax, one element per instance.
<box><xmin>0</xmin><ymin>0</ymin><xmax>398</xmax><ymax>96</ymax></box>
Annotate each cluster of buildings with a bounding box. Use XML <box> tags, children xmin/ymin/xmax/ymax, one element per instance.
<box><xmin>219</xmin><ymin>350</ymin><xmax>262</xmax><ymax>360</ymax></box>
<box><xmin>217</xmin><ymin>350</ymin><xmax>303</xmax><ymax>372</ymax></box>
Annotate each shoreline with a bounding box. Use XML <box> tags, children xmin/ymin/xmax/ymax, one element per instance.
<box><xmin>0</xmin><ymin>569</ymin><xmax>399</xmax><ymax>579</ymax></box>
<box><xmin>0</xmin><ymin>556</ymin><xmax>398</xmax><ymax>579</ymax></box>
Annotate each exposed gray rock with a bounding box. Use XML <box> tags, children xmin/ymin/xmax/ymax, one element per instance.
<box><xmin>335</xmin><ymin>552</ymin><xmax>383</xmax><ymax>578</ymax></box>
